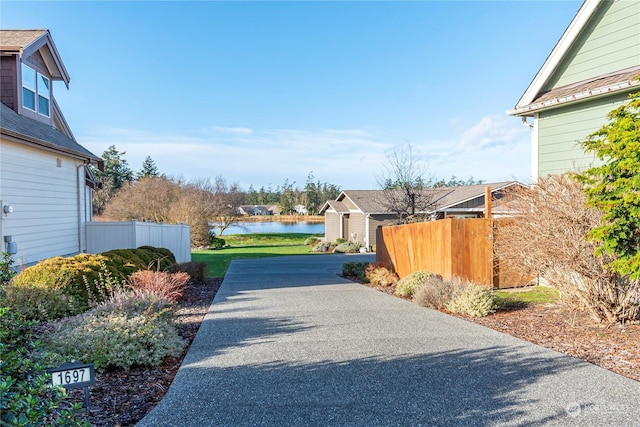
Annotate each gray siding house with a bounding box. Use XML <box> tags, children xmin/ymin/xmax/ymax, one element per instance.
<box><xmin>507</xmin><ymin>0</ymin><xmax>640</xmax><ymax>179</ymax></box>
<box><xmin>0</xmin><ymin>30</ymin><xmax>102</xmax><ymax>267</ymax></box>
<box><xmin>320</xmin><ymin>182</ymin><xmax>520</xmax><ymax>251</ymax></box>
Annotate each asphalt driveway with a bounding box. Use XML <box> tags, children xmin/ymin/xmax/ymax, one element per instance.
<box><xmin>138</xmin><ymin>254</ymin><xmax>640</xmax><ymax>426</ymax></box>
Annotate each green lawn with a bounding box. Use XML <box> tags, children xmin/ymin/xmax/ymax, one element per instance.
<box><xmin>192</xmin><ymin>233</ymin><xmax>322</xmax><ymax>277</ymax></box>
<box><xmin>495</xmin><ymin>286</ymin><xmax>559</xmax><ymax>310</ymax></box>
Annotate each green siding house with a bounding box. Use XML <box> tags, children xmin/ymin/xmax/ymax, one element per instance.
<box><xmin>507</xmin><ymin>0</ymin><xmax>640</xmax><ymax>180</ymax></box>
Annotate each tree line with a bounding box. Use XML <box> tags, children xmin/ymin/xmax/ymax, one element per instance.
<box><xmin>245</xmin><ymin>173</ymin><xmax>341</xmax><ymax>215</ymax></box>
<box><xmin>90</xmin><ymin>146</ymin><xmax>341</xmax><ymax>245</ymax></box>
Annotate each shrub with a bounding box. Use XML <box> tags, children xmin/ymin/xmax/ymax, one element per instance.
<box><xmin>10</xmin><ymin>254</ymin><xmax>117</xmax><ymax>316</ymax></box>
<box><xmin>336</xmin><ymin>238</ymin><xmax>346</xmax><ymax>244</ymax></box>
<box><xmin>342</xmin><ymin>262</ymin><xmax>368</xmax><ymax>283</ymax></box>
<box><xmin>0</xmin><ymin>308</ymin><xmax>87</xmax><ymax>426</ymax></box>
<box><xmin>495</xmin><ymin>175</ymin><xmax>640</xmax><ymax>323</ymax></box>
<box><xmin>333</xmin><ymin>241</ymin><xmax>361</xmax><ymax>254</ymax></box>
<box><xmin>9</xmin><ymin>247</ymin><xmax>175</xmax><ymax>319</ymax></box>
<box><xmin>412</xmin><ymin>276</ymin><xmax>466</xmax><ymax>310</ymax></box>
<box><xmin>395</xmin><ymin>271</ymin><xmax>440</xmax><ymax>298</ymax></box>
<box><xmin>39</xmin><ymin>291</ymin><xmax>185</xmax><ymax>371</ymax></box>
<box><xmin>0</xmin><ymin>252</ymin><xmax>16</xmax><ymax>296</ymax></box>
<box><xmin>365</xmin><ymin>263</ymin><xmax>398</xmax><ymax>288</ymax></box>
<box><xmin>128</xmin><ymin>270</ymin><xmax>190</xmax><ymax>302</ymax></box>
<box><xmin>2</xmin><ymin>283</ymin><xmax>76</xmax><ymax>322</ymax></box>
<box><xmin>312</xmin><ymin>241</ymin><xmax>335</xmax><ymax>253</ymax></box>
<box><xmin>102</xmin><ymin>246</ymin><xmax>176</xmax><ymax>274</ymax></box>
<box><xmin>209</xmin><ymin>236</ymin><xmax>226</xmax><ymax>249</ymax></box>
<box><xmin>170</xmin><ymin>261</ymin><xmax>208</xmax><ymax>283</ymax></box>
<box><xmin>304</xmin><ymin>236</ymin><xmax>321</xmax><ymax>246</ymax></box>
<box><xmin>446</xmin><ymin>284</ymin><xmax>498</xmax><ymax>317</ymax></box>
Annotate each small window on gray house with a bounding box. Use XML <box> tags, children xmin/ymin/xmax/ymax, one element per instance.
<box><xmin>38</xmin><ymin>74</ymin><xmax>50</xmax><ymax>117</ymax></box>
<box><xmin>21</xmin><ymin>64</ymin><xmax>50</xmax><ymax>117</ymax></box>
<box><xmin>21</xmin><ymin>64</ymin><xmax>36</xmax><ymax>111</ymax></box>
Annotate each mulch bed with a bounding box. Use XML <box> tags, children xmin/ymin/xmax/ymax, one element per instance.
<box><xmin>69</xmin><ymin>277</ymin><xmax>638</xmax><ymax>426</ymax></box>
<box><xmin>467</xmin><ymin>302</ymin><xmax>640</xmax><ymax>382</ymax></box>
<box><xmin>67</xmin><ymin>278</ymin><xmax>222</xmax><ymax>426</ymax></box>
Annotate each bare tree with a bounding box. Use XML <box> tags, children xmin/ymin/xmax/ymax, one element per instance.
<box><xmin>494</xmin><ymin>175</ymin><xmax>640</xmax><ymax>323</ymax></box>
<box><xmin>376</xmin><ymin>143</ymin><xmax>437</xmax><ymax>223</ymax></box>
<box><xmin>103</xmin><ymin>176</ymin><xmax>243</xmax><ymax>247</ymax></box>
<box><xmin>104</xmin><ymin>176</ymin><xmax>180</xmax><ymax>222</ymax></box>
<box><xmin>209</xmin><ymin>176</ymin><xmax>245</xmax><ymax>236</ymax></box>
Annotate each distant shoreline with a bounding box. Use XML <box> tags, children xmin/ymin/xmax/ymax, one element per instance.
<box><xmin>238</xmin><ymin>215</ymin><xmax>324</xmax><ymax>224</ymax></box>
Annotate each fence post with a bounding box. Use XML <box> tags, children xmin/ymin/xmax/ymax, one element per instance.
<box><xmin>485</xmin><ymin>186</ymin><xmax>492</xmax><ymax>219</ymax></box>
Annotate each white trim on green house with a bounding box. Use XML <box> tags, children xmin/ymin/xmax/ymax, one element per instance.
<box><xmin>515</xmin><ymin>0</ymin><xmax>600</xmax><ymax>108</ymax></box>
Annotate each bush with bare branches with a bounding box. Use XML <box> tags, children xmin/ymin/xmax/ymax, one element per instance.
<box><xmin>128</xmin><ymin>270</ymin><xmax>190</xmax><ymax>302</ymax></box>
<box><xmin>494</xmin><ymin>175</ymin><xmax>640</xmax><ymax>323</ymax></box>
<box><xmin>365</xmin><ymin>263</ymin><xmax>398</xmax><ymax>288</ymax></box>
<box><xmin>104</xmin><ymin>176</ymin><xmax>245</xmax><ymax>247</ymax></box>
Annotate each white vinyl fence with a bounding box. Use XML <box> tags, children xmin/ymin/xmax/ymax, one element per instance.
<box><xmin>86</xmin><ymin>221</ymin><xmax>191</xmax><ymax>263</ymax></box>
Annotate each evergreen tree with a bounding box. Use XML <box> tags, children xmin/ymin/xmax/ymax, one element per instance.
<box><xmin>137</xmin><ymin>155</ymin><xmax>160</xmax><ymax>179</ymax></box>
<box><xmin>92</xmin><ymin>145</ymin><xmax>134</xmax><ymax>215</ymax></box>
<box><xmin>97</xmin><ymin>145</ymin><xmax>134</xmax><ymax>191</ymax></box>
<box><xmin>575</xmin><ymin>86</ymin><xmax>640</xmax><ymax>279</ymax></box>
<box><xmin>245</xmin><ymin>185</ymin><xmax>258</xmax><ymax>205</ymax></box>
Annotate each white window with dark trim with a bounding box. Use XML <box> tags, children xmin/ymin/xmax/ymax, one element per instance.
<box><xmin>21</xmin><ymin>63</ymin><xmax>50</xmax><ymax>117</ymax></box>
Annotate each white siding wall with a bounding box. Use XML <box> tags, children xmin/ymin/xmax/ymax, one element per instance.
<box><xmin>0</xmin><ymin>139</ymin><xmax>90</xmax><ymax>266</ymax></box>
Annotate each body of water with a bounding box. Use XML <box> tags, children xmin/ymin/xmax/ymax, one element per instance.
<box><xmin>214</xmin><ymin>221</ymin><xmax>325</xmax><ymax>235</ymax></box>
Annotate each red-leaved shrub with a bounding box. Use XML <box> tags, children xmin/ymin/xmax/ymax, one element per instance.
<box><xmin>128</xmin><ymin>270</ymin><xmax>190</xmax><ymax>302</ymax></box>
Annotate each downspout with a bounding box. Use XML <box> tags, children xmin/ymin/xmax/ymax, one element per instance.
<box><xmin>365</xmin><ymin>213</ymin><xmax>370</xmax><ymax>251</ymax></box>
<box><xmin>76</xmin><ymin>163</ymin><xmax>84</xmax><ymax>254</ymax></box>
<box><xmin>339</xmin><ymin>213</ymin><xmax>344</xmax><ymax>239</ymax></box>
<box><xmin>522</xmin><ymin>116</ymin><xmax>538</xmax><ymax>184</ymax></box>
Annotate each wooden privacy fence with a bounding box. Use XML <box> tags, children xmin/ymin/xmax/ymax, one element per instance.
<box><xmin>86</xmin><ymin>220</ymin><xmax>191</xmax><ymax>263</ymax></box>
<box><xmin>376</xmin><ymin>218</ymin><xmax>530</xmax><ymax>289</ymax></box>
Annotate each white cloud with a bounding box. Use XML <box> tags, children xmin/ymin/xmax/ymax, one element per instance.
<box><xmin>457</xmin><ymin>114</ymin><xmax>526</xmax><ymax>152</ymax></box>
<box><xmin>80</xmin><ymin>114</ymin><xmax>532</xmax><ymax>191</ymax></box>
<box><xmin>210</xmin><ymin>126</ymin><xmax>254</xmax><ymax>135</ymax></box>
<box><xmin>80</xmin><ymin>127</ymin><xmax>390</xmax><ymax>190</ymax></box>
<box><xmin>411</xmin><ymin>114</ymin><xmax>531</xmax><ymax>183</ymax></box>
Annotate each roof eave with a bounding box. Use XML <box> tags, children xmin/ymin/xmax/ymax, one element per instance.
<box><xmin>436</xmin><ymin>182</ymin><xmax>521</xmax><ymax>210</ymax></box>
<box><xmin>0</xmin><ymin>128</ymin><xmax>101</xmax><ymax>166</ymax></box>
<box><xmin>513</xmin><ymin>0</ymin><xmax>601</xmax><ymax>109</ymax></box>
<box><xmin>507</xmin><ymin>79</ymin><xmax>639</xmax><ymax>116</ymax></box>
<box><xmin>20</xmin><ymin>30</ymin><xmax>70</xmax><ymax>88</ymax></box>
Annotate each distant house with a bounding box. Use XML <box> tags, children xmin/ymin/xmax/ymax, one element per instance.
<box><xmin>507</xmin><ymin>0</ymin><xmax>640</xmax><ymax>180</ymax></box>
<box><xmin>238</xmin><ymin>205</ymin><xmax>272</xmax><ymax>216</ymax></box>
<box><xmin>0</xmin><ymin>29</ymin><xmax>102</xmax><ymax>267</ymax></box>
<box><xmin>319</xmin><ymin>182</ymin><xmax>521</xmax><ymax>251</ymax></box>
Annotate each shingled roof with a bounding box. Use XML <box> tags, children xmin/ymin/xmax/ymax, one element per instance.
<box><xmin>0</xmin><ymin>29</ymin><xmax>48</xmax><ymax>50</ymax></box>
<box><xmin>0</xmin><ymin>29</ymin><xmax>70</xmax><ymax>86</ymax></box>
<box><xmin>323</xmin><ymin>182</ymin><xmax>519</xmax><ymax>215</ymax></box>
<box><xmin>0</xmin><ymin>102</ymin><xmax>100</xmax><ymax>163</ymax></box>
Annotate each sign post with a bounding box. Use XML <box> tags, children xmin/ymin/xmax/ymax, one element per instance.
<box><xmin>47</xmin><ymin>362</ymin><xmax>95</xmax><ymax>409</ymax></box>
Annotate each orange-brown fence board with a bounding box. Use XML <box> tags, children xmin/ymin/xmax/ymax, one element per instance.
<box><xmin>376</xmin><ymin>218</ymin><xmax>530</xmax><ymax>288</ymax></box>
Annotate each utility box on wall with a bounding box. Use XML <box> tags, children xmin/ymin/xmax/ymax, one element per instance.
<box><xmin>4</xmin><ymin>236</ymin><xmax>17</xmax><ymax>255</ymax></box>
<box><xmin>6</xmin><ymin>241</ymin><xmax>17</xmax><ymax>255</ymax></box>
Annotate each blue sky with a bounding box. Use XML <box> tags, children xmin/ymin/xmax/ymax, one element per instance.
<box><xmin>2</xmin><ymin>1</ymin><xmax>582</xmax><ymax>190</ymax></box>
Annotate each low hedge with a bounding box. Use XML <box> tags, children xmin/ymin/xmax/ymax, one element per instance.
<box><xmin>4</xmin><ymin>247</ymin><xmax>176</xmax><ymax>320</ymax></box>
<box><xmin>38</xmin><ymin>291</ymin><xmax>185</xmax><ymax>371</ymax></box>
